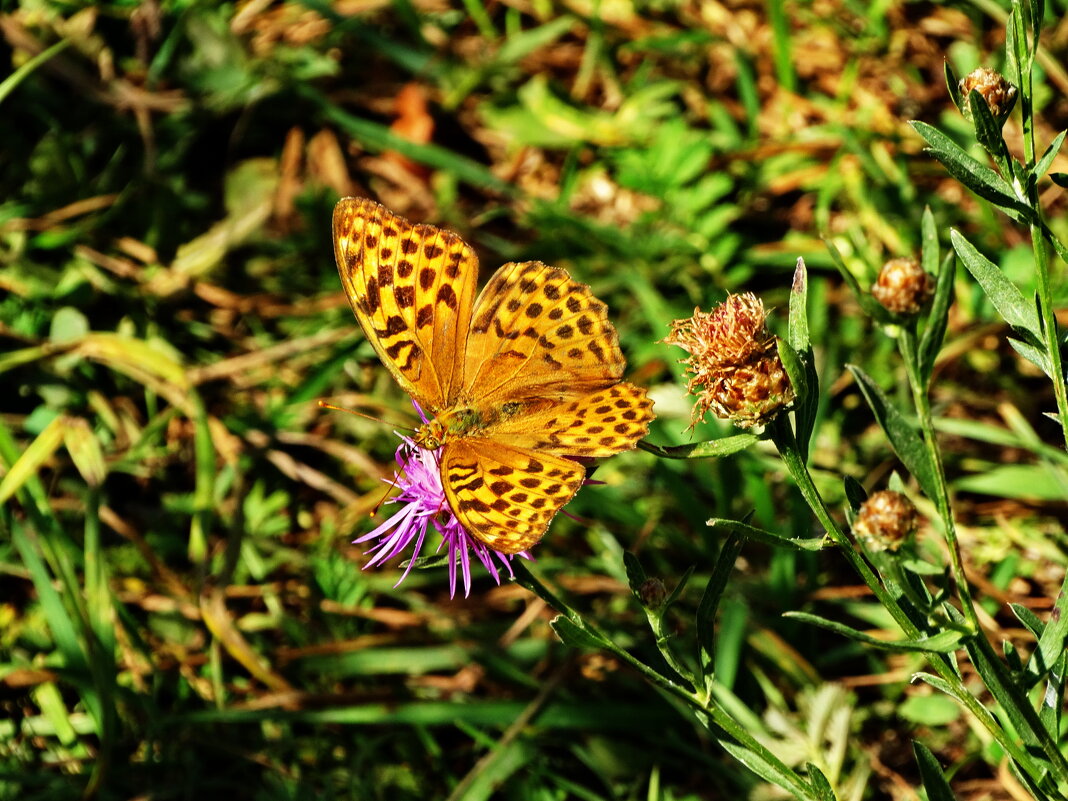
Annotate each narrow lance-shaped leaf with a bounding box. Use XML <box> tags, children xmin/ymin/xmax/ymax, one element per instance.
<box><xmin>918</xmin><ymin>250</ymin><xmax>956</xmax><ymax>387</ymax></box>
<box><xmin>1029</xmin><ymin>0</ymin><xmax>1044</xmax><ymax>45</ymax></box>
<box><xmin>788</xmin><ymin>257</ymin><xmax>810</xmax><ymax>353</ymax></box>
<box><xmin>823</xmin><ymin>236</ymin><xmax>892</xmax><ymax>322</ymax></box>
<box><xmin>785</xmin><ymin>611</ymin><xmax>964</xmax><ymax>653</ymax></box>
<box><xmin>550</xmin><ymin>616</ymin><xmax>607</xmax><ymax>650</ymax></box>
<box><xmin>913</xmin><ymin>742</ymin><xmax>960</xmax><ymax>801</ymax></box>
<box><xmin>696</xmin><ymin>534</ymin><xmax>744</xmax><ymax>690</ymax></box>
<box><xmin>707</xmin><ymin>518</ymin><xmax>826</xmax><ymax>551</ymax></box>
<box><xmin>909</xmin><ymin>121</ymin><xmax>1027</xmax><ymax>214</ymax></box>
<box><xmin>807</xmin><ymin>764</ymin><xmax>836</xmax><ymax>801</ymax></box>
<box><xmin>787</xmin><ymin>258</ymin><xmax>820</xmax><ymax>460</ymax></box>
<box><xmin>1007</xmin><ymin>336</ymin><xmax>1052</xmax><ymax>378</ymax></box>
<box><xmin>638</xmin><ymin>435</ymin><xmax>759</xmax><ymax>460</ymax></box>
<box><xmin>0</xmin><ymin>416</ymin><xmax>65</xmax><ymax>506</ymax></box>
<box><xmin>950</xmin><ymin>229</ymin><xmax>1042</xmax><ymax>338</ymax></box>
<box><xmin>848</xmin><ymin>366</ymin><xmax>939</xmax><ymax>503</ymax></box>
<box><xmin>1034</xmin><ymin>130</ymin><xmax>1066</xmax><ymax>181</ymax></box>
<box><xmin>968</xmin><ymin>89</ymin><xmax>1008</xmax><ymax>159</ymax></box>
<box><xmin>944</xmin><ymin>60</ymin><xmax>963</xmax><ymax>114</ymax></box>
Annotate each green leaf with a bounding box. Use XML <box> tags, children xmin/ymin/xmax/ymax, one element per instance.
<box><xmin>302</xmin><ymin>85</ymin><xmax>514</xmax><ymax>194</ymax></box>
<box><xmin>909</xmin><ymin>121</ymin><xmax>1026</xmax><ymax>213</ymax></box>
<box><xmin>1025</xmin><ymin>580</ymin><xmax>1068</xmax><ymax>684</ymax></box>
<box><xmin>49</xmin><ymin>307</ymin><xmax>89</xmax><ymax>344</ymax></box>
<box><xmin>786</xmin><ymin>257</ymin><xmax>819</xmax><ymax>460</ymax></box>
<box><xmin>1011</xmin><ymin>603</ymin><xmax>1046</xmax><ymax>640</ymax></box>
<box><xmin>968</xmin><ymin>89</ymin><xmax>1005</xmax><ymax>156</ymax></box>
<box><xmin>919</xmin><ymin>251</ymin><xmax>956</xmax><ymax>386</ymax></box>
<box><xmin>662</xmin><ymin>565</ymin><xmax>696</xmax><ymax>611</ymax></box>
<box><xmin>777</xmin><ymin>337</ymin><xmax>807</xmax><ymax>411</ymax></box>
<box><xmin>788</xmin><ymin>257</ymin><xmax>810</xmax><ymax>353</ymax></box>
<box><xmin>823</xmin><ymin>237</ymin><xmax>891</xmax><ymax>321</ymax></box>
<box><xmin>785</xmin><ymin>612</ymin><xmax>963</xmax><ymax>653</ymax></box>
<box><xmin>0</xmin><ymin>416</ymin><xmax>66</xmax><ymax>507</ymax></box>
<box><xmin>494</xmin><ymin>15</ymin><xmax>576</xmax><ymax>64</ymax></box>
<box><xmin>638</xmin><ymin>434</ymin><xmax>759</xmax><ymax>460</ymax></box>
<box><xmin>1034</xmin><ymin>130</ymin><xmax>1066</xmax><ymax>180</ymax></box>
<box><xmin>550</xmin><ymin>615</ymin><xmax>606</xmax><ymax>650</ymax></box>
<box><xmin>952</xmin><ymin>463</ymin><xmax>1066</xmax><ymax>501</ymax></box>
<box><xmin>1051</xmin><ymin>172</ymin><xmax>1068</xmax><ymax>189</ymax></box>
<box><xmin>717</xmin><ymin>741</ymin><xmax>809</xmax><ymax>798</ymax></box>
<box><xmin>956</xmin><ymin>228</ymin><xmax>1038</xmax><ymax>335</ymax></box>
<box><xmin>847</xmin><ymin>366</ymin><xmax>939</xmax><ymax>503</ymax></box>
<box><xmin>696</xmin><ymin>534</ymin><xmax>743</xmax><ymax>687</ymax></box>
<box><xmin>1006</xmin><ymin>336</ymin><xmax>1052</xmax><ymax>377</ymax></box>
<box><xmin>622</xmin><ymin>551</ymin><xmax>647</xmax><ymax>595</ymax></box>
<box><xmin>706</xmin><ymin>518</ymin><xmax>826</xmax><ymax>551</ymax></box>
<box><xmin>944</xmin><ymin>60</ymin><xmax>963</xmax><ymax>114</ymax></box>
<box><xmin>842</xmin><ymin>475</ymin><xmax>866</xmax><ymax>516</ymax></box>
<box><xmin>806</xmin><ymin>764</ymin><xmax>836</xmax><ymax>801</ymax></box>
<box><xmin>920</xmin><ymin>205</ymin><xmax>939</xmax><ymax>278</ymax></box>
<box><xmin>913</xmin><ymin>742</ymin><xmax>960</xmax><ymax>801</ymax></box>
<box><xmin>899</xmin><ymin>694</ymin><xmax>961</xmax><ymax>726</ymax></box>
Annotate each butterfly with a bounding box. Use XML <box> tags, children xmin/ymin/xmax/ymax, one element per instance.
<box><xmin>333</xmin><ymin>197</ymin><xmax>655</xmax><ymax>554</ymax></box>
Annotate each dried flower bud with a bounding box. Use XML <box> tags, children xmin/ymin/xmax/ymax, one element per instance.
<box><xmin>959</xmin><ymin>67</ymin><xmax>1018</xmax><ymax>125</ymax></box>
<box><xmin>853</xmin><ymin>490</ymin><xmax>918</xmax><ymax>552</ymax></box>
<box><xmin>871</xmin><ymin>258</ymin><xmax>933</xmax><ymax>315</ymax></box>
<box><xmin>638</xmin><ymin>578</ymin><xmax>668</xmax><ymax>609</ymax></box>
<box><xmin>664</xmin><ymin>293</ymin><xmax>795</xmax><ymax>429</ymax></box>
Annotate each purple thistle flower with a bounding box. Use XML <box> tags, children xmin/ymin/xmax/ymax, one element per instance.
<box><xmin>355</xmin><ymin>436</ymin><xmax>531</xmax><ymax>598</ymax></box>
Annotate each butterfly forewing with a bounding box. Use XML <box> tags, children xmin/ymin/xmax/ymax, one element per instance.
<box><xmin>333</xmin><ymin>198</ymin><xmax>477</xmax><ymax>411</ymax></box>
<box><xmin>463</xmin><ymin>262</ymin><xmax>626</xmax><ymax>406</ymax></box>
<box><xmin>440</xmin><ymin>438</ymin><xmax>585</xmax><ymax>554</ymax></box>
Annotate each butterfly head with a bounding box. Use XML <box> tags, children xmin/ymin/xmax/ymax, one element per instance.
<box><xmin>413</xmin><ymin>406</ymin><xmax>485</xmax><ymax>450</ymax></box>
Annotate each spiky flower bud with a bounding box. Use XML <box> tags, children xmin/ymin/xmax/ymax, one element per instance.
<box><xmin>853</xmin><ymin>490</ymin><xmax>918</xmax><ymax>552</ymax></box>
<box><xmin>665</xmin><ymin>293</ymin><xmax>794</xmax><ymax>429</ymax></box>
<box><xmin>871</xmin><ymin>257</ymin><xmax>933</xmax><ymax>316</ymax></box>
<box><xmin>959</xmin><ymin>67</ymin><xmax>1018</xmax><ymax>125</ymax></box>
<box><xmin>638</xmin><ymin>578</ymin><xmax>668</xmax><ymax>609</ymax></box>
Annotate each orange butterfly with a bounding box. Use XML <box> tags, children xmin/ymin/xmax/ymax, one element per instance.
<box><xmin>333</xmin><ymin>198</ymin><xmax>654</xmax><ymax>554</ymax></box>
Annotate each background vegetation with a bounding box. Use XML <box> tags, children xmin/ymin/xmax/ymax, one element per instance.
<box><xmin>2</xmin><ymin>1</ymin><xmax>1067</xmax><ymax>799</ymax></box>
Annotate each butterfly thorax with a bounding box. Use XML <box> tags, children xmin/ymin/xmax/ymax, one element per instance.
<box><xmin>413</xmin><ymin>400</ymin><xmax>536</xmax><ymax>450</ymax></box>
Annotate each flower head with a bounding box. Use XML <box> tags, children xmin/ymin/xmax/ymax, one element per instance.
<box><xmin>959</xmin><ymin>67</ymin><xmax>1018</xmax><ymax>126</ymax></box>
<box><xmin>356</xmin><ymin>437</ymin><xmax>530</xmax><ymax>598</ymax></box>
<box><xmin>871</xmin><ymin>257</ymin><xmax>934</xmax><ymax>316</ymax></box>
<box><xmin>664</xmin><ymin>293</ymin><xmax>794</xmax><ymax>429</ymax></box>
<box><xmin>852</xmin><ymin>490</ymin><xmax>918</xmax><ymax>553</ymax></box>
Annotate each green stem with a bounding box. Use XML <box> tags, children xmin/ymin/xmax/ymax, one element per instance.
<box><xmin>770</xmin><ymin>418</ymin><xmax>918</xmax><ymax>628</ymax></box>
<box><xmin>897</xmin><ymin>327</ymin><xmax>979</xmax><ymax>628</ymax></box>
<box><xmin>768</xmin><ymin>416</ymin><xmax>1060</xmax><ymax>785</ymax></box>
<box><xmin>515</xmin><ymin>565</ymin><xmax>815</xmax><ymax>801</ymax></box>
<box><xmin>1031</xmin><ymin>221</ymin><xmax>1068</xmax><ymax>450</ymax></box>
<box><xmin>899</xmin><ymin>326</ymin><xmax>1068</xmax><ymax>786</ymax></box>
<box><xmin>594</xmin><ymin>618</ymin><xmax>815</xmax><ymax>801</ymax></box>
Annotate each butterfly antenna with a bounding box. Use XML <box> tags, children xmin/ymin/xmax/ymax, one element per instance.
<box><xmin>317</xmin><ymin>400</ymin><xmax>416</xmax><ymax>433</ymax></box>
<box><xmin>371</xmin><ymin>447</ymin><xmax>415</xmax><ymax>516</ymax></box>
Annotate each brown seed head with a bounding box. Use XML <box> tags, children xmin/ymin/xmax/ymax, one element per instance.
<box><xmin>959</xmin><ymin>67</ymin><xmax>1018</xmax><ymax>125</ymax></box>
<box><xmin>664</xmin><ymin>293</ymin><xmax>794</xmax><ymax>429</ymax></box>
<box><xmin>871</xmin><ymin>257</ymin><xmax>934</xmax><ymax>315</ymax></box>
<box><xmin>853</xmin><ymin>490</ymin><xmax>918</xmax><ymax>552</ymax></box>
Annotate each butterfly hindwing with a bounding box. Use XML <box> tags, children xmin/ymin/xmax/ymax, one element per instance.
<box><xmin>440</xmin><ymin>438</ymin><xmax>585</xmax><ymax>554</ymax></box>
<box><xmin>490</xmin><ymin>381</ymin><xmax>654</xmax><ymax>458</ymax></box>
<box><xmin>333</xmin><ymin>197</ymin><xmax>477</xmax><ymax>411</ymax></box>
